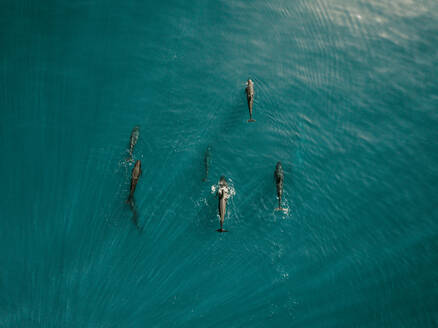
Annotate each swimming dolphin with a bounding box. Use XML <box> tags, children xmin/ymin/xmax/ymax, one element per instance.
<box><xmin>127</xmin><ymin>126</ymin><xmax>140</xmax><ymax>162</ymax></box>
<box><xmin>245</xmin><ymin>79</ymin><xmax>255</xmax><ymax>122</ymax></box>
<box><xmin>217</xmin><ymin>176</ymin><xmax>229</xmax><ymax>232</ymax></box>
<box><xmin>274</xmin><ymin>162</ymin><xmax>284</xmax><ymax>211</ymax></box>
<box><xmin>127</xmin><ymin>160</ymin><xmax>142</xmax><ymax>203</ymax></box>
<box><xmin>202</xmin><ymin>145</ymin><xmax>211</xmax><ymax>182</ymax></box>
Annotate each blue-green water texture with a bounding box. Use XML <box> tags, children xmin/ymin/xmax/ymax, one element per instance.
<box><xmin>1</xmin><ymin>0</ymin><xmax>437</xmax><ymax>327</ymax></box>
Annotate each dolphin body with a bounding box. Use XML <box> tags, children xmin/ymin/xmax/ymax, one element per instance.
<box><xmin>202</xmin><ymin>145</ymin><xmax>211</xmax><ymax>182</ymax></box>
<box><xmin>274</xmin><ymin>162</ymin><xmax>284</xmax><ymax>211</ymax></box>
<box><xmin>245</xmin><ymin>79</ymin><xmax>255</xmax><ymax>122</ymax></box>
<box><xmin>127</xmin><ymin>160</ymin><xmax>142</xmax><ymax>203</ymax></box>
<box><xmin>217</xmin><ymin>176</ymin><xmax>229</xmax><ymax>232</ymax></box>
<box><xmin>127</xmin><ymin>126</ymin><xmax>140</xmax><ymax>162</ymax></box>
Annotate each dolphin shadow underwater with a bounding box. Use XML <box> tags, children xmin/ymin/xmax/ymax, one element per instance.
<box><xmin>127</xmin><ymin>196</ymin><xmax>143</xmax><ymax>231</ymax></box>
<box><xmin>202</xmin><ymin>145</ymin><xmax>212</xmax><ymax>182</ymax></box>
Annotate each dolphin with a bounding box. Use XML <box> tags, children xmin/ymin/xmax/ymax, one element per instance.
<box><xmin>245</xmin><ymin>79</ymin><xmax>255</xmax><ymax>122</ymax></box>
<box><xmin>127</xmin><ymin>160</ymin><xmax>142</xmax><ymax>203</ymax></box>
<box><xmin>274</xmin><ymin>162</ymin><xmax>284</xmax><ymax>211</ymax></box>
<box><xmin>127</xmin><ymin>126</ymin><xmax>140</xmax><ymax>162</ymax></box>
<box><xmin>217</xmin><ymin>176</ymin><xmax>229</xmax><ymax>232</ymax></box>
<box><xmin>202</xmin><ymin>145</ymin><xmax>211</xmax><ymax>182</ymax></box>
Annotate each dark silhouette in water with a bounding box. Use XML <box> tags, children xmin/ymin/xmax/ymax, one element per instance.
<box><xmin>245</xmin><ymin>79</ymin><xmax>255</xmax><ymax>122</ymax></box>
<box><xmin>127</xmin><ymin>126</ymin><xmax>139</xmax><ymax>162</ymax></box>
<box><xmin>126</xmin><ymin>160</ymin><xmax>142</xmax><ymax>230</ymax></box>
<box><xmin>127</xmin><ymin>160</ymin><xmax>142</xmax><ymax>203</ymax></box>
<box><xmin>203</xmin><ymin>145</ymin><xmax>211</xmax><ymax>182</ymax></box>
<box><xmin>127</xmin><ymin>197</ymin><xmax>141</xmax><ymax>230</ymax></box>
<box><xmin>274</xmin><ymin>162</ymin><xmax>284</xmax><ymax>211</ymax></box>
<box><xmin>216</xmin><ymin>176</ymin><xmax>229</xmax><ymax>232</ymax></box>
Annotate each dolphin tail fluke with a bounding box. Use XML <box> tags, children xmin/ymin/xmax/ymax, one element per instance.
<box><xmin>217</xmin><ymin>221</ymin><xmax>228</xmax><ymax>232</ymax></box>
<box><xmin>248</xmin><ymin>119</ymin><xmax>256</xmax><ymax>122</ymax></box>
<box><xmin>133</xmin><ymin>215</ymin><xmax>143</xmax><ymax>232</ymax></box>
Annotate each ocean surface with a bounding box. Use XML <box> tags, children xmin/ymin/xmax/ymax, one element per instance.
<box><xmin>1</xmin><ymin>0</ymin><xmax>437</xmax><ymax>327</ymax></box>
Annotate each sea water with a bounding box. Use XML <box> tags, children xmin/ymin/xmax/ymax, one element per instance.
<box><xmin>0</xmin><ymin>0</ymin><xmax>437</xmax><ymax>327</ymax></box>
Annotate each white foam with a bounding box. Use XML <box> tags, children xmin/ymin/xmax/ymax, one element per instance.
<box><xmin>211</xmin><ymin>179</ymin><xmax>236</xmax><ymax>200</ymax></box>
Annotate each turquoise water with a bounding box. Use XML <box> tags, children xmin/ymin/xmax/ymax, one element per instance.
<box><xmin>1</xmin><ymin>0</ymin><xmax>437</xmax><ymax>326</ymax></box>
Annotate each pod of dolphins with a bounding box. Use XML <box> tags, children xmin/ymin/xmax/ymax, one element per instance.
<box><xmin>125</xmin><ymin>79</ymin><xmax>285</xmax><ymax>232</ymax></box>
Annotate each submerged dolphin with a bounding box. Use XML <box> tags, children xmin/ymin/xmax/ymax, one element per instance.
<box><xmin>217</xmin><ymin>176</ymin><xmax>229</xmax><ymax>232</ymax></box>
<box><xmin>245</xmin><ymin>79</ymin><xmax>255</xmax><ymax>122</ymax></box>
<box><xmin>127</xmin><ymin>126</ymin><xmax>140</xmax><ymax>162</ymax></box>
<box><xmin>127</xmin><ymin>160</ymin><xmax>142</xmax><ymax>203</ymax></box>
<box><xmin>127</xmin><ymin>197</ymin><xmax>141</xmax><ymax>230</ymax></box>
<box><xmin>274</xmin><ymin>162</ymin><xmax>284</xmax><ymax>211</ymax></box>
<box><xmin>203</xmin><ymin>145</ymin><xmax>211</xmax><ymax>182</ymax></box>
